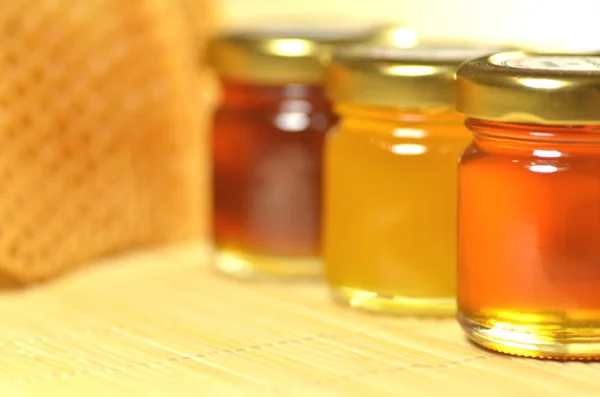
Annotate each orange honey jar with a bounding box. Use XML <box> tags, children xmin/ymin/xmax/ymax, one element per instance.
<box><xmin>457</xmin><ymin>52</ymin><xmax>600</xmax><ymax>359</ymax></box>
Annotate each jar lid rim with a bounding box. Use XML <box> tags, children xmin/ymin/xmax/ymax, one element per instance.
<box><xmin>325</xmin><ymin>42</ymin><xmax>507</xmax><ymax>109</ymax></box>
<box><xmin>457</xmin><ymin>51</ymin><xmax>600</xmax><ymax>125</ymax></box>
<box><xmin>208</xmin><ymin>20</ymin><xmax>386</xmax><ymax>85</ymax></box>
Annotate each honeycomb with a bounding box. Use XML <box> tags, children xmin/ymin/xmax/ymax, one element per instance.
<box><xmin>0</xmin><ymin>0</ymin><xmax>214</xmax><ymax>285</ymax></box>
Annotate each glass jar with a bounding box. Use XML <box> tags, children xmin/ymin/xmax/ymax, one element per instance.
<box><xmin>323</xmin><ymin>45</ymin><xmax>501</xmax><ymax>315</ymax></box>
<box><xmin>209</xmin><ymin>22</ymin><xmax>380</xmax><ymax>279</ymax></box>
<box><xmin>456</xmin><ymin>52</ymin><xmax>600</xmax><ymax>359</ymax></box>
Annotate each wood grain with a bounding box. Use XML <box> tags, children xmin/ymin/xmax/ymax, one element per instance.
<box><xmin>0</xmin><ymin>244</ymin><xmax>596</xmax><ymax>396</ymax></box>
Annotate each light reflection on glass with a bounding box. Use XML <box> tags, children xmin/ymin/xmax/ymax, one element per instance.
<box><xmin>485</xmin><ymin>323</ymin><xmax>543</xmax><ymax>350</ymax></box>
<box><xmin>533</xmin><ymin>149</ymin><xmax>562</xmax><ymax>158</ymax></box>
<box><xmin>392</xmin><ymin>128</ymin><xmax>428</xmax><ymax>139</ymax></box>
<box><xmin>391</xmin><ymin>144</ymin><xmax>427</xmax><ymax>155</ymax></box>
<box><xmin>530</xmin><ymin>132</ymin><xmax>554</xmax><ymax>138</ymax></box>
<box><xmin>275</xmin><ymin>100</ymin><xmax>312</xmax><ymax>132</ymax></box>
<box><xmin>275</xmin><ymin>113</ymin><xmax>310</xmax><ymax>132</ymax></box>
<box><xmin>529</xmin><ymin>164</ymin><xmax>558</xmax><ymax>173</ymax></box>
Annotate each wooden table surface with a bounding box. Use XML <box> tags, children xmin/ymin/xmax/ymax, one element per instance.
<box><xmin>0</xmin><ymin>243</ymin><xmax>597</xmax><ymax>397</ymax></box>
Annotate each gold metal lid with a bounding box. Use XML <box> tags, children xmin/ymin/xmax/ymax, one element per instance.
<box><xmin>456</xmin><ymin>51</ymin><xmax>600</xmax><ymax>125</ymax></box>
<box><xmin>326</xmin><ymin>44</ymin><xmax>506</xmax><ymax>109</ymax></box>
<box><xmin>364</xmin><ymin>24</ymin><xmax>420</xmax><ymax>48</ymax></box>
<box><xmin>209</xmin><ymin>18</ymin><xmax>383</xmax><ymax>85</ymax></box>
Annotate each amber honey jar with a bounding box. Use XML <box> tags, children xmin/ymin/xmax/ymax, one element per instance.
<box><xmin>209</xmin><ymin>22</ymin><xmax>381</xmax><ymax>279</ymax></box>
<box><xmin>323</xmin><ymin>45</ymin><xmax>500</xmax><ymax>315</ymax></box>
<box><xmin>457</xmin><ymin>52</ymin><xmax>600</xmax><ymax>359</ymax></box>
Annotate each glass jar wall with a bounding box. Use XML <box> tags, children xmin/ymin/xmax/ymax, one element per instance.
<box><xmin>457</xmin><ymin>52</ymin><xmax>600</xmax><ymax>359</ymax></box>
<box><xmin>209</xmin><ymin>22</ymin><xmax>380</xmax><ymax>279</ymax></box>
<box><xmin>323</xmin><ymin>45</ymin><xmax>499</xmax><ymax>314</ymax></box>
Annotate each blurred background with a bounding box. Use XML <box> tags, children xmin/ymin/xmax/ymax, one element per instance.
<box><xmin>220</xmin><ymin>0</ymin><xmax>600</xmax><ymax>52</ymax></box>
<box><xmin>3</xmin><ymin>0</ymin><xmax>600</xmax><ymax>285</ymax></box>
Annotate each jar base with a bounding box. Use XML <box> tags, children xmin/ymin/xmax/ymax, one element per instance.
<box><xmin>213</xmin><ymin>248</ymin><xmax>322</xmax><ymax>280</ymax></box>
<box><xmin>331</xmin><ymin>285</ymin><xmax>455</xmax><ymax>316</ymax></box>
<box><xmin>458</xmin><ymin>309</ymin><xmax>600</xmax><ymax>360</ymax></box>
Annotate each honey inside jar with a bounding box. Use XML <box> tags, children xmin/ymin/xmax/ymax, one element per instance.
<box><xmin>209</xmin><ymin>20</ymin><xmax>381</xmax><ymax>279</ymax></box>
<box><xmin>456</xmin><ymin>52</ymin><xmax>600</xmax><ymax>359</ymax></box>
<box><xmin>323</xmin><ymin>45</ymin><xmax>501</xmax><ymax>315</ymax></box>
